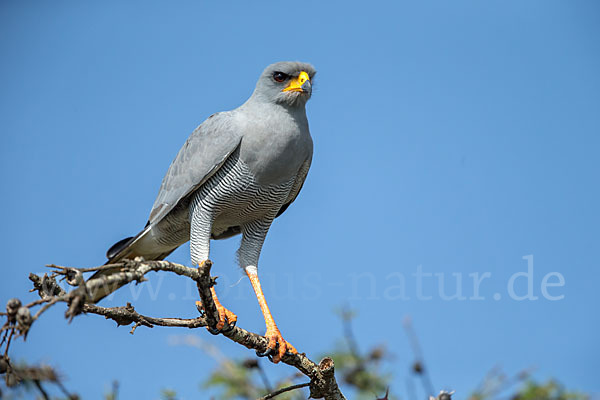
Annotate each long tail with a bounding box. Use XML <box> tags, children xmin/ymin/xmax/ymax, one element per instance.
<box><xmin>89</xmin><ymin>226</ymin><xmax>174</xmax><ymax>302</ymax></box>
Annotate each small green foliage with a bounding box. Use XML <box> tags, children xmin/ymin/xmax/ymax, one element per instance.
<box><xmin>325</xmin><ymin>308</ymin><xmax>394</xmax><ymax>399</ymax></box>
<box><xmin>202</xmin><ymin>359</ymin><xmax>261</xmax><ymax>399</ymax></box>
<box><xmin>327</xmin><ymin>344</ymin><xmax>391</xmax><ymax>399</ymax></box>
<box><xmin>160</xmin><ymin>388</ymin><xmax>178</xmax><ymax>400</ymax></box>
<box><xmin>103</xmin><ymin>381</ymin><xmax>118</xmax><ymax>400</ymax></box>
<box><xmin>514</xmin><ymin>380</ymin><xmax>589</xmax><ymax>400</ymax></box>
<box><xmin>202</xmin><ymin>358</ymin><xmax>305</xmax><ymax>400</ymax></box>
<box><xmin>469</xmin><ymin>378</ymin><xmax>590</xmax><ymax>400</ymax></box>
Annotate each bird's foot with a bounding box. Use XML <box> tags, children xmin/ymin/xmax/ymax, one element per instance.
<box><xmin>195</xmin><ymin>298</ymin><xmax>237</xmax><ymax>334</ymax></box>
<box><xmin>256</xmin><ymin>326</ymin><xmax>297</xmax><ymax>363</ymax></box>
<box><xmin>214</xmin><ymin>302</ymin><xmax>238</xmax><ymax>331</ymax></box>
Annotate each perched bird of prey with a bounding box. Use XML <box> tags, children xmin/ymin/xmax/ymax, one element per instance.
<box><xmin>94</xmin><ymin>61</ymin><xmax>315</xmax><ymax>363</ymax></box>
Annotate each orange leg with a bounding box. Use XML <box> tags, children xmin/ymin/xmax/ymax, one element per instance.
<box><xmin>196</xmin><ymin>286</ymin><xmax>238</xmax><ymax>331</ymax></box>
<box><xmin>246</xmin><ymin>270</ymin><xmax>297</xmax><ymax>363</ymax></box>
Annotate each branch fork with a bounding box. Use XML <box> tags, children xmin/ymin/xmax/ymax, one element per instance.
<box><xmin>1</xmin><ymin>259</ymin><xmax>346</xmax><ymax>399</ymax></box>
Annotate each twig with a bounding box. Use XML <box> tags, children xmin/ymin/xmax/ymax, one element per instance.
<box><xmin>195</xmin><ymin>260</ymin><xmax>222</xmax><ymax>331</ymax></box>
<box><xmin>4</xmin><ymin>259</ymin><xmax>347</xmax><ymax>399</ymax></box>
<box><xmin>472</xmin><ymin>366</ymin><xmax>533</xmax><ymax>399</ymax></box>
<box><xmin>56</xmin><ymin>378</ymin><xmax>78</xmax><ymax>400</ymax></box>
<box><xmin>193</xmin><ymin>261</ymin><xmax>346</xmax><ymax>399</ymax></box>
<box><xmin>309</xmin><ymin>358</ymin><xmax>346</xmax><ymax>400</ymax></box>
<box><xmin>83</xmin><ymin>303</ymin><xmax>207</xmax><ymax>331</ymax></box>
<box><xmin>403</xmin><ymin>316</ymin><xmax>435</xmax><ymax>397</ymax></box>
<box><xmin>341</xmin><ymin>305</ymin><xmax>361</xmax><ymax>360</ymax></box>
<box><xmin>2</xmin><ymin>360</ymin><xmax>79</xmax><ymax>398</ymax></box>
<box><xmin>258</xmin><ymin>382</ymin><xmax>310</xmax><ymax>399</ymax></box>
<box><xmin>172</xmin><ymin>336</ymin><xmax>260</xmax><ymax>398</ymax></box>
<box><xmin>33</xmin><ymin>297</ymin><xmax>63</xmax><ymax>321</ymax></box>
<box><xmin>256</xmin><ymin>360</ymin><xmax>273</xmax><ymax>393</ymax></box>
<box><xmin>0</xmin><ymin>328</ymin><xmax>9</xmax><ymax>349</ymax></box>
<box><xmin>4</xmin><ymin>329</ymin><xmax>14</xmax><ymax>358</ymax></box>
<box><xmin>106</xmin><ymin>380</ymin><xmax>119</xmax><ymax>400</ymax></box>
<box><xmin>25</xmin><ymin>297</ymin><xmax>53</xmax><ymax>309</ymax></box>
<box><xmin>33</xmin><ymin>380</ymin><xmax>50</xmax><ymax>400</ymax></box>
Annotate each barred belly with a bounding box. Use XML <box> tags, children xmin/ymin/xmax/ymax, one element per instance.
<box><xmin>187</xmin><ymin>151</ymin><xmax>295</xmax><ymax>266</ymax></box>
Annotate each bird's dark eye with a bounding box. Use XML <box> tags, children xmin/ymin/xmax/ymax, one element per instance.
<box><xmin>272</xmin><ymin>71</ymin><xmax>287</xmax><ymax>82</ymax></box>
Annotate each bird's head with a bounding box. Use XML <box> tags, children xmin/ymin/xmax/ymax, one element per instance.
<box><xmin>252</xmin><ymin>61</ymin><xmax>316</xmax><ymax>107</ymax></box>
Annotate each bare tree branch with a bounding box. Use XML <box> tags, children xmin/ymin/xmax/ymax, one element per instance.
<box><xmin>1</xmin><ymin>361</ymin><xmax>79</xmax><ymax>399</ymax></box>
<box><xmin>257</xmin><ymin>381</ymin><xmax>310</xmax><ymax>399</ymax></box>
<box><xmin>1</xmin><ymin>258</ymin><xmax>347</xmax><ymax>399</ymax></box>
<box><xmin>404</xmin><ymin>315</ymin><xmax>435</xmax><ymax>397</ymax></box>
<box><xmin>33</xmin><ymin>380</ymin><xmax>50</xmax><ymax>400</ymax></box>
<box><xmin>83</xmin><ymin>303</ymin><xmax>207</xmax><ymax>333</ymax></box>
<box><xmin>309</xmin><ymin>357</ymin><xmax>346</xmax><ymax>400</ymax></box>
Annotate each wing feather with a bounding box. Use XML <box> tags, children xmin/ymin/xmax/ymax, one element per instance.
<box><xmin>148</xmin><ymin>111</ymin><xmax>242</xmax><ymax>226</ymax></box>
<box><xmin>275</xmin><ymin>156</ymin><xmax>312</xmax><ymax>218</ymax></box>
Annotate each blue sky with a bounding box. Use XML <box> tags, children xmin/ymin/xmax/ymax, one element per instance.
<box><xmin>1</xmin><ymin>0</ymin><xmax>599</xmax><ymax>399</ymax></box>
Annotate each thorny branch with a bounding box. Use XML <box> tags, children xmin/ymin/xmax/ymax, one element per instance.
<box><xmin>256</xmin><ymin>382</ymin><xmax>310</xmax><ymax>399</ymax></box>
<box><xmin>0</xmin><ymin>359</ymin><xmax>79</xmax><ymax>399</ymax></box>
<box><xmin>0</xmin><ymin>258</ymin><xmax>347</xmax><ymax>400</ymax></box>
<box><xmin>404</xmin><ymin>315</ymin><xmax>436</xmax><ymax>397</ymax></box>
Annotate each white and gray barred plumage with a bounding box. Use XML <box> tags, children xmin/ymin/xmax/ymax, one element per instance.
<box><xmin>187</xmin><ymin>147</ymin><xmax>301</xmax><ymax>267</ymax></box>
<box><xmin>91</xmin><ymin>61</ymin><xmax>315</xmax><ymax>301</ymax></box>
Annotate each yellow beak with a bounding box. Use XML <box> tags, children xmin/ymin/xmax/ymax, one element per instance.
<box><xmin>282</xmin><ymin>71</ymin><xmax>310</xmax><ymax>92</ymax></box>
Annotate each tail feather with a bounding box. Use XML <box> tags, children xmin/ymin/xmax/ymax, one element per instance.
<box><xmin>106</xmin><ymin>236</ymin><xmax>135</xmax><ymax>260</ymax></box>
<box><xmin>89</xmin><ymin>227</ymin><xmax>153</xmax><ymax>302</ymax></box>
<box><xmin>89</xmin><ymin>226</ymin><xmax>180</xmax><ymax>302</ymax></box>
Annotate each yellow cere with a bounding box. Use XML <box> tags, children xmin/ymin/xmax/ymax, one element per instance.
<box><xmin>282</xmin><ymin>71</ymin><xmax>310</xmax><ymax>92</ymax></box>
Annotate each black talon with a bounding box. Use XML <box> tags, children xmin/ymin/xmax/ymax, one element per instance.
<box><xmin>255</xmin><ymin>349</ymin><xmax>267</xmax><ymax>357</ymax></box>
<box><xmin>256</xmin><ymin>347</ymin><xmax>275</xmax><ymax>358</ymax></box>
<box><xmin>207</xmin><ymin>326</ymin><xmax>221</xmax><ymax>335</ymax></box>
<box><xmin>207</xmin><ymin>316</ymin><xmax>236</xmax><ymax>335</ymax></box>
<box><xmin>222</xmin><ymin>320</ymin><xmax>236</xmax><ymax>333</ymax></box>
